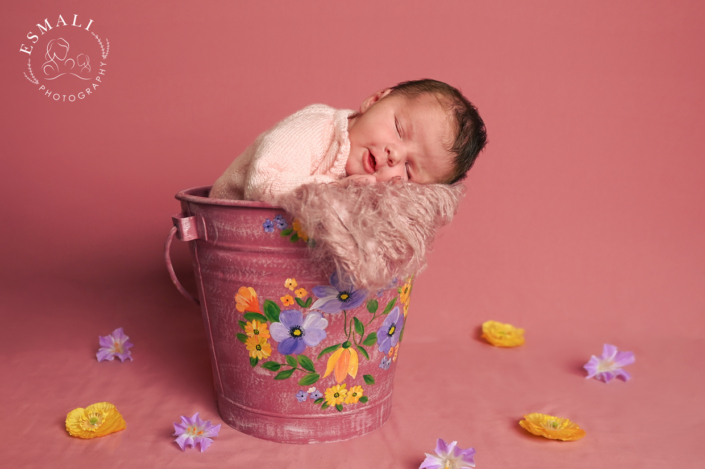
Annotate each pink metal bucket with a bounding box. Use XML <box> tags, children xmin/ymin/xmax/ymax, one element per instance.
<box><xmin>165</xmin><ymin>186</ymin><xmax>413</xmax><ymax>444</ymax></box>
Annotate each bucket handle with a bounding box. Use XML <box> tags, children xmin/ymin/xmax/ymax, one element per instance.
<box><xmin>164</xmin><ymin>214</ymin><xmax>200</xmax><ymax>305</ymax></box>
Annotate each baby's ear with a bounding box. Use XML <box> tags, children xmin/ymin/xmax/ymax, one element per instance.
<box><xmin>360</xmin><ymin>88</ymin><xmax>393</xmax><ymax>113</ymax></box>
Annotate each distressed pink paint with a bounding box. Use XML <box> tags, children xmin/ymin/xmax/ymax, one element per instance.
<box><xmin>165</xmin><ymin>186</ymin><xmax>399</xmax><ymax>444</ymax></box>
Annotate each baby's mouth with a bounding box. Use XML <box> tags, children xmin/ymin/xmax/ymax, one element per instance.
<box><xmin>368</xmin><ymin>150</ymin><xmax>377</xmax><ymax>172</ymax></box>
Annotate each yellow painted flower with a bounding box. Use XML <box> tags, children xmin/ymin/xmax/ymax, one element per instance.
<box><xmin>519</xmin><ymin>413</ymin><xmax>586</xmax><ymax>441</ymax></box>
<box><xmin>392</xmin><ymin>344</ymin><xmax>400</xmax><ymax>362</ymax></box>
<box><xmin>245</xmin><ymin>335</ymin><xmax>271</xmax><ymax>359</ymax></box>
<box><xmin>280</xmin><ymin>294</ymin><xmax>295</xmax><ymax>306</ymax></box>
<box><xmin>399</xmin><ymin>278</ymin><xmax>413</xmax><ymax>304</ymax></box>
<box><xmin>244</xmin><ymin>320</ymin><xmax>270</xmax><ymax>339</ymax></box>
<box><xmin>295</xmin><ymin>287</ymin><xmax>308</xmax><ymax>298</ymax></box>
<box><xmin>284</xmin><ymin>278</ymin><xmax>298</xmax><ymax>290</ymax></box>
<box><xmin>323</xmin><ymin>346</ymin><xmax>359</xmax><ymax>383</ymax></box>
<box><xmin>345</xmin><ymin>385</ymin><xmax>364</xmax><ymax>404</ymax></box>
<box><xmin>481</xmin><ymin>320</ymin><xmax>525</xmax><ymax>347</ymax></box>
<box><xmin>324</xmin><ymin>384</ymin><xmax>347</xmax><ymax>406</ymax></box>
<box><xmin>65</xmin><ymin>402</ymin><xmax>126</xmax><ymax>439</ymax></box>
<box><xmin>292</xmin><ymin>219</ymin><xmax>309</xmax><ymax>242</ymax></box>
<box><xmin>403</xmin><ymin>300</ymin><xmax>410</xmax><ymax>317</ymax></box>
<box><xmin>235</xmin><ymin>286</ymin><xmax>261</xmax><ymax>313</ymax></box>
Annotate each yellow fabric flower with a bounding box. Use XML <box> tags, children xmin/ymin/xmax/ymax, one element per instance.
<box><xmin>292</xmin><ymin>219</ymin><xmax>309</xmax><ymax>242</ymax></box>
<box><xmin>324</xmin><ymin>384</ymin><xmax>347</xmax><ymax>406</ymax></box>
<box><xmin>295</xmin><ymin>287</ymin><xmax>308</xmax><ymax>298</ymax></box>
<box><xmin>284</xmin><ymin>278</ymin><xmax>298</xmax><ymax>290</ymax></box>
<box><xmin>280</xmin><ymin>294</ymin><xmax>295</xmax><ymax>306</ymax></box>
<box><xmin>323</xmin><ymin>347</ymin><xmax>359</xmax><ymax>383</ymax></box>
<box><xmin>235</xmin><ymin>287</ymin><xmax>261</xmax><ymax>313</ymax></box>
<box><xmin>519</xmin><ymin>413</ymin><xmax>586</xmax><ymax>441</ymax></box>
<box><xmin>245</xmin><ymin>335</ymin><xmax>271</xmax><ymax>359</ymax></box>
<box><xmin>65</xmin><ymin>402</ymin><xmax>126</xmax><ymax>439</ymax></box>
<box><xmin>244</xmin><ymin>320</ymin><xmax>270</xmax><ymax>340</ymax></box>
<box><xmin>481</xmin><ymin>320</ymin><xmax>525</xmax><ymax>347</ymax></box>
<box><xmin>399</xmin><ymin>278</ymin><xmax>413</xmax><ymax>304</ymax></box>
<box><xmin>345</xmin><ymin>385</ymin><xmax>364</xmax><ymax>404</ymax></box>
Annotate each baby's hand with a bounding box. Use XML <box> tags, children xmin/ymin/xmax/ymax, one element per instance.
<box><xmin>344</xmin><ymin>174</ymin><xmax>377</xmax><ymax>185</ymax></box>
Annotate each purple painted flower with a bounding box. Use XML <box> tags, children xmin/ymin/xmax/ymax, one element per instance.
<box><xmin>296</xmin><ymin>390</ymin><xmax>308</xmax><ymax>402</ymax></box>
<box><xmin>420</xmin><ymin>438</ymin><xmax>476</xmax><ymax>469</ymax></box>
<box><xmin>376</xmin><ymin>306</ymin><xmax>404</xmax><ymax>354</ymax></box>
<box><xmin>379</xmin><ymin>356</ymin><xmax>391</xmax><ymax>370</ymax></box>
<box><xmin>96</xmin><ymin>327</ymin><xmax>133</xmax><ymax>362</ymax></box>
<box><xmin>172</xmin><ymin>412</ymin><xmax>221</xmax><ymax>452</ymax></box>
<box><xmin>311</xmin><ymin>272</ymin><xmax>368</xmax><ymax>314</ymax></box>
<box><xmin>270</xmin><ymin>310</ymin><xmax>328</xmax><ymax>355</ymax></box>
<box><xmin>263</xmin><ymin>219</ymin><xmax>274</xmax><ymax>233</ymax></box>
<box><xmin>584</xmin><ymin>344</ymin><xmax>635</xmax><ymax>383</ymax></box>
<box><xmin>274</xmin><ymin>214</ymin><xmax>288</xmax><ymax>230</ymax></box>
<box><xmin>310</xmin><ymin>390</ymin><xmax>323</xmax><ymax>401</ymax></box>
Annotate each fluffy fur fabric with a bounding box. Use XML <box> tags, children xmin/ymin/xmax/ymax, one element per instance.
<box><xmin>275</xmin><ymin>180</ymin><xmax>464</xmax><ymax>291</ymax></box>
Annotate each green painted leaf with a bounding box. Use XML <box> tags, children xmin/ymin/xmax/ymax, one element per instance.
<box><xmin>290</xmin><ymin>233</ymin><xmax>299</xmax><ymax>242</ymax></box>
<box><xmin>399</xmin><ymin>324</ymin><xmax>405</xmax><ymax>343</ymax></box>
<box><xmin>238</xmin><ymin>320</ymin><xmax>247</xmax><ymax>330</ymax></box>
<box><xmin>243</xmin><ymin>312</ymin><xmax>268</xmax><ymax>323</ymax></box>
<box><xmin>285</xmin><ymin>355</ymin><xmax>298</xmax><ymax>368</ymax></box>
<box><xmin>298</xmin><ymin>373</ymin><xmax>320</xmax><ymax>386</ymax></box>
<box><xmin>321</xmin><ymin>402</ymin><xmax>329</xmax><ymax>409</ymax></box>
<box><xmin>236</xmin><ymin>333</ymin><xmax>248</xmax><ymax>344</ymax></box>
<box><xmin>362</xmin><ymin>332</ymin><xmax>377</xmax><ymax>346</ymax></box>
<box><xmin>366</xmin><ymin>299</ymin><xmax>379</xmax><ymax>313</ymax></box>
<box><xmin>355</xmin><ymin>345</ymin><xmax>369</xmax><ymax>360</ymax></box>
<box><xmin>263</xmin><ymin>300</ymin><xmax>281</xmax><ymax>323</ymax></box>
<box><xmin>353</xmin><ymin>317</ymin><xmax>364</xmax><ymax>336</ymax></box>
<box><xmin>280</xmin><ymin>228</ymin><xmax>293</xmax><ymax>236</ymax></box>
<box><xmin>382</xmin><ymin>298</ymin><xmax>396</xmax><ymax>315</ymax></box>
<box><xmin>335</xmin><ymin>404</ymin><xmax>343</xmax><ymax>412</ymax></box>
<box><xmin>297</xmin><ymin>355</ymin><xmax>316</xmax><ymax>372</ymax></box>
<box><xmin>342</xmin><ymin>341</ymin><xmax>351</xmax><ymax>349</ymax></box>
<box><xmin>359</xmin><ymin>396</ymin><xmax>369</xmax><ymax>403</ymax></box>
<box><xmin>314</xmin><ymin>398</ymin><xmax>324</xmax><ymax>404</ymax></box>
<box><xmin>304</xmin><ymin>297</ymin><xmax>312</xmax><ymax>308</ymax></box>
<box><xmin>363</xmin><ymin>374</ymin><xmax>375</xmax><ymax>385</ymax></box>
<box><xmin>262</xmin><ymin>361</ymin><xmax>281</xmax><ymax>371</ymax></box>
<box><xmin>295</xmin><ymin>297</ymin><xmax>306</xmax><ymax>308</ymax></box>
<box><xmin>274</xmin><ymin>369</ymin><xmax>295</xmax><ymax>380</ymax></box>
<box><xmin>250</xmin><ymin>357</ymin><xmax>258</xmax><ymax>367</ymax></box>
<box><xmin>317</xmin><ymin>343</ymin><xmax>341</xmax><ymax>360</ymax></box>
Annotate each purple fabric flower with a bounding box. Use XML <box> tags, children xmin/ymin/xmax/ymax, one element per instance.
<box><xmin>270</xmin><ymin>310</ymin><xmax>328</xmax><ymax>355</ymax></box>
<box><xmin>311</xmin><ymin>272</ymin><xmax>368</xmax><ymax>314</ymax></box>
<box><xmin>172</xmin><ymin>412</ymin><xmax>221</xmax><ymax>452</ymax></box>
<box><xmin>263</xmin><ymin>219</ymin><xmax>274</xmax><ymax>233</ymax></box>
<box><xmin>584</xmin><ymin>344</ymin><xmax>635</xmax><ymax>383</ymax></box>
<box><xmin>376</xmin><ymin>306</ymin><xmax>404</xmax><ymax>354</ymax></box>
<box><xmin>96</xmin><ymin>327</ymin><xmax>133</xmax><ymax>362</ymax></box>
<box><xmin>274</xmin><ymin>214</ymin><xmax>288</xmax><ymax>230</ymax></box>
<box><xmin>420</xmin><ymin>438</ymin><xmax>476</xmax><ymax>469</ymax></box>
<box><xmin>310</xmin><ymin>390</ymin><xmax>323</xmax><ymax>400</ymax></box>
<box><xmin>379</xmin><ymin>356</ymin><xmax>391</xmax><ymax>370</ymax></box>
<box><xmin>296</xmin><ymin>390</ymin><xmax>308</xmax><ymax>402</ymax></box>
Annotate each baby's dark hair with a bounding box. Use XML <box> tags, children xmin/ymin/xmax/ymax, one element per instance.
<box><xmin>389</xmin><ymin>79</ymin><xmax>487</xmax><ymax>184</ymax></box>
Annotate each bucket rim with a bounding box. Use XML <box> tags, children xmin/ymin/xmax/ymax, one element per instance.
<box><xmin>176</xmin><ymin>186</ymin><xmax>280</xmax><ymax>209</ymax></box>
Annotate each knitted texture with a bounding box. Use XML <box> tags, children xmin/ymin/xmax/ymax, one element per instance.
<box><xmin>275</xmin><ymin>180</ymin><xmax>464</xmax><ymax>290</ymax></box>
<box><xmin>210</xmin><ymin>105</ymin><xmax>353</xmax><ymax>202</ymax></box>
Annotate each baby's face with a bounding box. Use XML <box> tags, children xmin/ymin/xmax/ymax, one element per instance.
<box><xmin>346</xmin><ymin>90</ymin><xmax>454</xmax><ymax>184</ymax></box>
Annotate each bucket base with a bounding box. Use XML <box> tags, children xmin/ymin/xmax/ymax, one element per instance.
<box><xmin>216</xmin><ymin>392</ymin><xmax>392</xmax><ymax>444</ymax></box>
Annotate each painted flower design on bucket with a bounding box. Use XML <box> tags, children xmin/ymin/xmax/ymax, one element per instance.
<box><xmin>311</xmin><ymin>272</ymin><xmax>368</xmax><ymax>314</ymax></box>
<box><xmin>377</xmin><ymin>306</ymin><xmax>404</xmax><ymax>354</ymax></box>
<box><xmin>270</xmin><ymin>310</ymin><xmax>328</xmax><ymax>355</ymax></box>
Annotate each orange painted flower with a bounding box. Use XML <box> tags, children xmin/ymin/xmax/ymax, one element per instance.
<box><xmin>280</xmin><ymin>294</ymin><xmax>295</xmax><ymax>306</ymax></box>
<box><xmin>399</xmin><ymin>278</ymin><xmax>413</xmax><ymax>304</ymax></box>
<box><xmin>345</xmin><ymin>385</ymin><xmax>364</xmax><ymax>404</ymax></box>
<box><xmin>244</xmin><ymin>320</ymin><xmax>270</xmax><ymax>340</ymax></box>
<box><xmin>403</xmin><ymin>300</ymin><xmax>410</xmax><ymax>317</ymax></box>
<box><xmin>292</xmin><ymin>219</ymin><xmax>309</xmax><ymax>242</ymax></box>
<box><xmin>324</xmin><ymin>384</ymin><xmax>347</xmax><ymax>406</ymax></box>
<box><xmin>323</xmin><ymin>346</ymin><xmax>359</xmax><ymax>383</ymax></box>
<box><xmin>392</xmin><ymin>344</ymin><xmax>400</xmax><ymax>362</ymax></box>
<box><xmin>245</xmin><ymin>335</ymin><xmax>271</xmax><ymax>360</ymax></box>
<box><xmin>519</xmin><ymin>413</ymin><xmax>586</xmax><ymax>441</ymax></box>
<box><xmin>65</xmin><ymin>402</ymin><xmax>126</xmax><ymax>439</ymax></box>
<box><xmin>481</xmin><ymin>320</ymin><xmax>525</xmax><ymax>347</ymax></box>
<box><xmin>295</xmin><ymin>287</ymin><xmax>308</xmax><ymax>298</ymax></box>
<box><xmin>284</xmin><ymin>278</ymin><xmax>298</xmax><ymax>290</ymax></box>
<box><xmin>235</xmin><ymin>287</ymin><xmax>261</xmax><ymax>313</ymax></box>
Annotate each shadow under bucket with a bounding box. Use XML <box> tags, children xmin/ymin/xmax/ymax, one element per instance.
<box><xmin>165</xmin><ymin>186</ymin><xmax>413</xmax><ymax>444</ymax></box>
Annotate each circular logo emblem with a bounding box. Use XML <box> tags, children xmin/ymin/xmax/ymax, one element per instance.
<box><xmin>20</xmin><ymin>14</ymin><xmax>109</xmax><ymax>103</ymax></box>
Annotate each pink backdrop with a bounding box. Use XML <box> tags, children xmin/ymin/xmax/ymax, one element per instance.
<box><xmin>2</xmin><ymin>0</ymin><xmax>703</xmax><ymax>467</ymax></box>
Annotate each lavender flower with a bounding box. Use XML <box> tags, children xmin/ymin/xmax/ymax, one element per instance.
<box><xmin>311</xmin><ymin>272</ymin><xmax>368</xmax><ymax>314</ymax></box>
<box><xmin>270</xmin><ymin>310</ymin><xmax>328</xmax><ymax>355</ymax></box>
<box><xmin>296</xmin><ymin>390</ymin><xmax>308</xmax><ymax>402</ymax></box>
<box><xmin>376</xmin><ymin>306</ymin><xmax>404</xmax><ymax>354</ymax></box>
<box><xmin>172</xmin><ymin>412</ymin><xmax>221</xmax><ymax>452</ymax></box>
<box><xmin>379</xmin><ymin>356</ymin><xmax>391</xmax><ymax>370</ymax></box>
<box><xmin>584</xmin><ymin>344</ymin><xmax>635</xmax><ymax>383</ymax></box>
<box><xmin>274</xmin><ymin>214</ymin><xmax>288</xmax><ymax>230</ymax></box>
<box><xmin>96</xmin><ymin>327</ymin><xmax>133</xmax><ymax>362</ymax></box>
<box><xmin>420</xmin><ymin>438</ymin><xmax>476</xmax><ymax>469</ymax></box>
<box><xmin>263</xmin><ymin>219</ymin><xmax>274</xmax><ymax>233</ymax></box>
<box><xmin>310</xmin><ymin>390</ymin><xmax>323</xmax><ymax>401</ymax></box>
